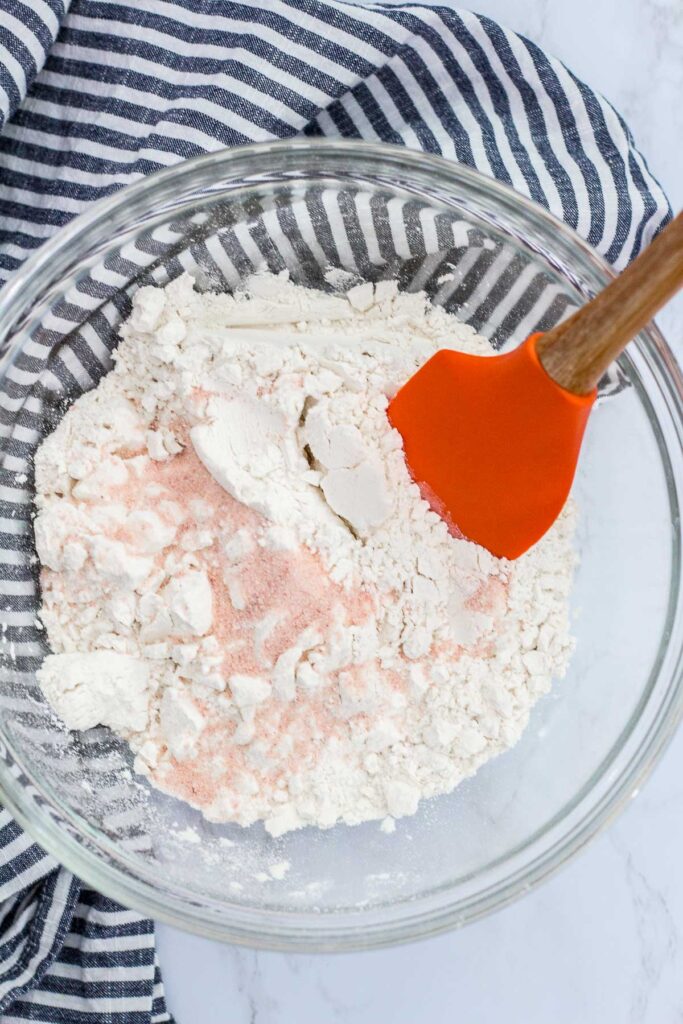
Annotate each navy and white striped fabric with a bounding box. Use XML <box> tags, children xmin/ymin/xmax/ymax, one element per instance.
<box><xmin>0</xmin><ymin>813</ymin><xmax>170</xmax><ymax>1022</ymax></box>
<box><xmin>0</xmin><ymin>0</ymin><xmax>672</xmax><ymax>285</ymax></box>
<box><xmin>0</xmin><ymin>1</ymin><xmax>671</xmax><ymax>1021</ymax></box>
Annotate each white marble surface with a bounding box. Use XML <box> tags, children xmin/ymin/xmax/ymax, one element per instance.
<box><xmin>157</xmin><ymin>1</ymin><xmax>683</xmax><ymax>1020</ymax></box>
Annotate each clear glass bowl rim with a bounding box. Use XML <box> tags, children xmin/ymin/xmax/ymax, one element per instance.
<box><xmin>0</xmin><ymin>139</ymin><xmax>681</xmax><ymax>951</ymax></box>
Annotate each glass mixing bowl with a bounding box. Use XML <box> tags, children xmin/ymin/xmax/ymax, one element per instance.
<box><xmin>0</xmin><ymin>140</ymin><xmax>680</xmax><ymax>951</ymax></box>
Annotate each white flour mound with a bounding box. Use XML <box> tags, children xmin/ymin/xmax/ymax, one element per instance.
<box><xmin>35</xmin><ymin>273</ymin><xmax>576</xmax><ymax>836</ymax></box>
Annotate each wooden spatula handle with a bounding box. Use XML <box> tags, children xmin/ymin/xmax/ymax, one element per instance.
<box><xmin>537</xmin><ymin>211</ymin><xmax>683</xmax><ymax>395</ymax></box>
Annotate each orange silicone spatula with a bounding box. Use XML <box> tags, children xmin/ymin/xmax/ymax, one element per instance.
<box><xmin>388</xmin><ymin>212</ymin><xmax>683</xmax><ymax>560</ymax></box>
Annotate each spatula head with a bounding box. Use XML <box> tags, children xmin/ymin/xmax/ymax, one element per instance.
<box><xmin>387</xmin><ymin>334</ymin><xmax>596</xmax><ymax>559</ymax></box>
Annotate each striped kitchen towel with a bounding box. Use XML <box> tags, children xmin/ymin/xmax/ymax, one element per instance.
<box><xmin>0</xmin><ymin>1</ymin><xmax>671</xmax><ymax>1022</ymax></box>
<box><xmin>0</xmin><ymin>810</ymin><xmax>170</xmax><ymax>1022</ymax></box>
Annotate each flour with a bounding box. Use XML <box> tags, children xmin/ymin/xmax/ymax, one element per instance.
<box><xmin>34</xmin><ymin>272</ymin><xmax>576</xmax><ymax>836</ymax></box>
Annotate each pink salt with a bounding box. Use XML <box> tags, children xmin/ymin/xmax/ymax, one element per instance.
<box><xmin>50</xmin><ymin>430</ymin><xmax>511</xmax><ymax>822</ymax></box>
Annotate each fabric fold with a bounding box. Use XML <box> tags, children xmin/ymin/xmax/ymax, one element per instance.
<box><xmin>0</xmin><ymin>0</ymin><xmax>69</xmax><ymax>134</ymax></box>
